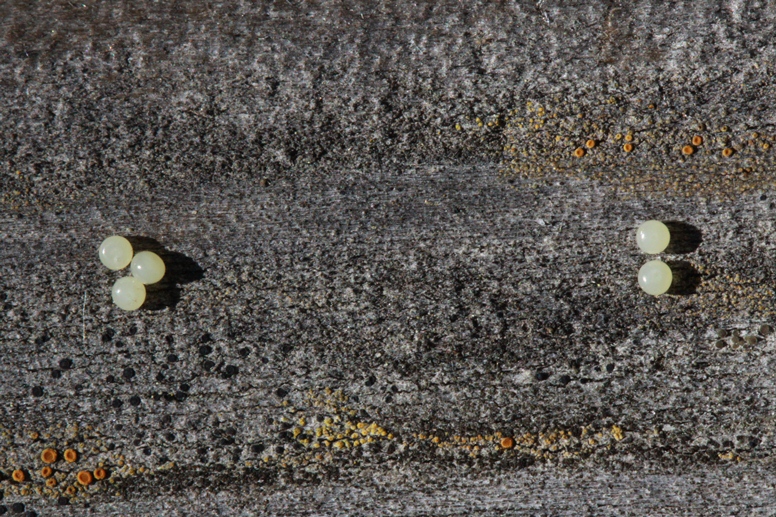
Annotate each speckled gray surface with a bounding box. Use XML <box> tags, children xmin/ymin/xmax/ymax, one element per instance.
<box><xmin>3</xmin><ymin>1</ymin><xmax>776</xmax><ymax>515</ymax></box>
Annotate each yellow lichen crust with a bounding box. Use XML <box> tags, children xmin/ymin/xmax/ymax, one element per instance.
<box><xmin>41</xmin><ymin>448</ymin><xmax>58</xmax><ymax>464</ymax></box>
<box><xmin>499</xmin><ymin>96</ymin><xmax>776</xmax><ymax>199</ymax></box>
<box><xmin>63</xmin><ymin>449</ymin><xmax>78</xmax><ymax>463</ymax></box>
<box><xmin>77</xmin><ymin>470</ymin><xmax>93</xmax><ymax>486</ymax></box>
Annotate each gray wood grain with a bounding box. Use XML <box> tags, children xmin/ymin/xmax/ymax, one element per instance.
<box><xmin>2</xmin><ymin>1</ymin><xmax>776</xmax><ymax>514</ymax></box>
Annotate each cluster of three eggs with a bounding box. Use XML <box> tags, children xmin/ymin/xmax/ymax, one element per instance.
<box><xmin>99</xmin><ymin>236</ymin><xmax>166</xmax><ymax>310</ymax></box>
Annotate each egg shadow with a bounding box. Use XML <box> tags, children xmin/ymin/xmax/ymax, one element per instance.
<box><xmin>126</xmin><ymin>236</ymin><xmax>204</xmax><ymax>310</ymax></box>
<box><xmin>664</xmin><ymin>221</ymin><xmax>702</xmax><ymax>254</ymax></box>
<box><xmin>667</xmin><ymin>260</ymin><xmax>701</xmax><ymax>296</ymax></box>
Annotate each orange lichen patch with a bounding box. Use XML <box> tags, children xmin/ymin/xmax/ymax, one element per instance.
<box><xmin>573</xmin><ymin>147</ymin><xmax>585</xmax><ymax>158</ymax></box>
<box><xmin>623</xmin><ymin>143</ymin><xmax>633</xmax><ymax>153</ymax></box>
<box><xmin>12</xmin><ymin>469</ymin><xmax>26</xmax><ymax>482</ymax></box>
<box><xmin>65</xmin><ymin>485</ymin><xmax>77</xmax><ymax>495</ymax></box>
<box><xmin>585</xmin><ymin>139</ymin><xmax>596</xmax><ymax>149</ymax></box>
<box><xmin>93</xmin><ymin>468</ymin><xmax>107</xmax><ymax>480</ymax></box>
<box><xmin>40</xmin><ymin>466</ymin><xmax>53</xmax><ymax>478</ymax></box>
<box><xmin>45</xmin><ymin>477</ymin><xmax>57</xmax><ymax>488</ymax></box>
<box><xmin>428</xmin><ymin>426</ymin><xmax>635</xmax><ymax>462</ymax></box>
<box><xmin>29</xmin><ymin>431</ymin><xmax>40</xmax><ymax>441</ymax></box>
<box><xmin>722</xmin><ymin>147</ymin><xmax>734</xmax><ymax>157</ymax></box>
<box><xmin>63</xmin><ymin>449</ymin><xmax>78</xmax><ymax>463</ymax></box>
<box><xmin>76</xmin><ymin>470</ymin><xmax>93</xmax><ymax>486</ymax></box>
<box><xmin>692</xmin><ymin>135</ymin><xmax>703</xmax><ymax>146</ymax></box>
<box><xmin>41</xmin><ymin>448</ymin><xmax>58</xmax><ymax>463</ymax></box>
<box><xmin>682</xmin><ymin>145</ymin><xmax>695</xmax><ymax>155</ymax></box>
<box><xmin>624</xmin><ymin>134</ymin><xmax>634</xmax><ymax>142</ymax></box>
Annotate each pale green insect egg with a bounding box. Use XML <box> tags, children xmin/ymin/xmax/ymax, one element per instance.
<box><xmin>112</xmin><ymin>276</ymin><xmax>146</xmax><ymax>311</ymax></box>
<box><xmin>130</xmin><ymin>251</ymin><xmax>166</xmax><ymax>285</ymax></box>
<box><xmin>99</xmin><ymin>236</ymin><xmax>133</xmax><ymax>270</ymax></box>
<box><xmin>636</xmin><ymin>220</ymin><xmax>670</xmax><ymax>254</ymax></box>
<box><xmin>638</xmin><ymin>260</ymin><xmax>672</xmax><ymax>296</ymax></box>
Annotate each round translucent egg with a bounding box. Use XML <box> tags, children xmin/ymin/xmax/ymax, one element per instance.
<box><xmin>99</xmin><ymin>236</ymin><xmax>133</xmax><ymax>270</ymax></box>
<box><xmin>111</xmin><ymin>277</ymin><xmax>146</xmax><ymax>311</ymax></box>
<box><xmin>131</xmin><ymin>251</ymin><xmax>166</xmax><ymax>285</ymax></box>
<box><xmin>638</xmin><ymin>260</ymin><xmax>672</xmax><ymax>296</ymax></box>
<box><xmin>636</xmin><ymin>220</ymin><xmax>670</xmax><ymax>254</ymax></box>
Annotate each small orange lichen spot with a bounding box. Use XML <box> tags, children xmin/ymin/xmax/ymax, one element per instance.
<box><xmin>500</xmin><ymin>437</ymin><xmax>515</xmax><ymax>449</ymax></box>
<box><xmin>624</xmin><ymin>134</ymin><xmax>634</xmax><ymax>142</ymax></box>
<box><xmin>692</xmin><ymin>135</ymin><xmax>703</xmax><ymax>146</ymax></box>
<box><xmin>753</xmin><ymin>132</ymin><xmax>760</xmax><ymax>139</ymax></box>
<box><xmin>65</xmin><ymin>485</ymin><xmax>77</xmax><ymax>495</ymax></box>
<box><xmin>63</xmin><ymin>449</ymin><xmax>78</xmax><ymax>463</ymax></box>
<box><xmin>722</xmin><ymin>147</ymin><xmax>734</xmax><ymax>157</ymax></box>
<box><xmin>682</xmin><ymin>145</ymin><xmax>694</xmax><ymax>155</ymax></box>
<box><xmin>40</xmin><ymin>466</ymin><xmax>53</xmax><ymax>478</ymax></box>
<box><xmin>93</xmin><ymin>467</ymin><xmax>107</xmax><ymax>480</ymax></box>
<box><xmin>12</xmin><ymin>469</ymin><xmax>26</xmax><ymax>482</ymax></box>
<box><xmin>573</xmin><ymin>147</ymin><xmax>586</xmax><ymax>158</ymax></box>
<box><xmin>585</xmin><ymin>139</ymin><xmax>596</xmax><ymax>149</ymax></box>
<box><xmin>41</xmin><ymin>448</ymin><xmax>58</xmax><ymax>464</ymax></box>
<box><xmin>77</xmin><ymin>470</ymin><xmax>93</xmax><ymax>486</ymax></box>
<box><xmin>623</xmin><ymin>143</ymin><xmax>633</xmax><ymax>153</ymax></box>
<box><xmin>30</xmin><ymin>431</ymin><xmax>40</xmax><ymax>440</ymax></box>
<box><xmin>45</xmin><ymin>477</ymin><xmax>57</xmax><ymax>488</ymax></box>
<box><xmin>764</xmin><ymin>143</ymin><xmax>770</xmax><ymax>150</ymax></box>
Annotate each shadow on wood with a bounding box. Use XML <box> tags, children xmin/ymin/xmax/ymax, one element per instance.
<box><xmin>126</xmin><ymin>236</ymin><xmax>204</xmax><ymax>310</ymax></box>
<box><xmin>667</xmin><ymin>260</ymin><xmax>701</xmax><ymax>295</ymax></box>
<box><xmin>664</xmin><ymin>222</ymin><xmax>703</xmax><ymax>254</ymax></box>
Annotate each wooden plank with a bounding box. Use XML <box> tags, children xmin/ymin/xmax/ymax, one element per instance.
<box><xmin>2</xmin><ymin>1</ymin><xmax>776</xmax><ymax>514</ymax></box>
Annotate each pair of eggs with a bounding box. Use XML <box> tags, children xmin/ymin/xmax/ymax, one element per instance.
<box><xmin>99</xmin><ymin>236</ymin><xmax>166</xmax><ymax>311</ymax></box>
<box><xmin>635</xmin><ymin>220</ymin><xmax>672</xmax><ymax>296</ymax></box>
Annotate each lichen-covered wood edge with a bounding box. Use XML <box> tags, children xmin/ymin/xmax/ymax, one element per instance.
<box><xmin>2</xmin><ymin>2</ymin><xmax>776</xmax><ymax>515</ymax></box>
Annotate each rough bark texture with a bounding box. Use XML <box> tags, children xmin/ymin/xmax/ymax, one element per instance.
<box><xmin>2</xmin><ymin>1</ymin><xmax>776</xmax><ymax>515</ymax></box>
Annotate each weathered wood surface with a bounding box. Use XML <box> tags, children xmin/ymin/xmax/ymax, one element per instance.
<box><xmin>3</xmin><ymin>1</ymin><xmax>776</xmax><ymax>515</ymax></box>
